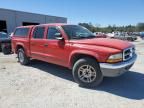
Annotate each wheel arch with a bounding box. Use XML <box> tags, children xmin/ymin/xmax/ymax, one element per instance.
<box><xmin>16</xmin><ymin>44</ymin><xmax>25</xmax><ymax>54</ymax></box>
<box><xmin>69</xmin><ymin>51</ymin><xmax>100</xmax><ymax>69</ymax></box>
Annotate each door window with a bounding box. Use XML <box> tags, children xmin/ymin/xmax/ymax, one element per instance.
<box><xmin>33</xmin><ymin>26</ymin><xmax>45</xmax><ymax>39</ymax></box>
<box><xmin>14</xmin><ymin>28</ymin><xmax>29</xmax><ymax>37</ymax></box>
<box><xmin>47</xmin><ymin>27</ymin><xmax>61</xmax><ymax>40</ymax></box>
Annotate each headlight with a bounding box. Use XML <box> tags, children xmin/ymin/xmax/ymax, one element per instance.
<box><xmin>107</xmin><ymin>53</ymin><xmax>123</xmax><ymax>63</ymax></box>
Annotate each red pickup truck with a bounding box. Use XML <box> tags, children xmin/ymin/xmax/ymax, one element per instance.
<box><xmin>12</xmin><ymin>23</ymin><xmax>137</xmax><ymax>87</ymax></box>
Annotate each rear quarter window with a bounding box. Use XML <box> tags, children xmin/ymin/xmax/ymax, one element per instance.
<box><xmin>14</xmin><ymin>28</ymin><xmax>30</xmax><ymax>37</ymax></box>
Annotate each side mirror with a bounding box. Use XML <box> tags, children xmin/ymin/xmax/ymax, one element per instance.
<box><xmin>55</xmin><ymin>33</ymin><xmax>64</xmax><ymax>40</ymax></box>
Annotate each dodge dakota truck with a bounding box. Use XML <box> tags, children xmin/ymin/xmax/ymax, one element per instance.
<box><xmin>12</xmin><ymin>24</ymin><xmax>137</xmax><ymax>87</ymax></box>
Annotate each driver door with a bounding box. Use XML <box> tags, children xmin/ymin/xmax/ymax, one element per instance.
<box><xmin>44</xmin><ymin>26</ymin><xmax>69</xmax><ymax>66</ymax></box>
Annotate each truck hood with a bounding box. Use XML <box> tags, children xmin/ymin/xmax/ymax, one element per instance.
<box><xmin>71</xmin><ymin>38</ymin><xmax>133</xmax><ymax>50</ymax></box>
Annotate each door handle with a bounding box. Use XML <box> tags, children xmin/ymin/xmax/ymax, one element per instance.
<box><xmin>44</xmin><ymin>44</ymin><xmax>48</xmax><ymax>47</ymax></box>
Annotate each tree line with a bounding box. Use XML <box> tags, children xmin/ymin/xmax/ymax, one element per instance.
<box><xmin>79</xmin><ymin>23</ymin><xmax>144</xmax><ymax>33</ymax></box>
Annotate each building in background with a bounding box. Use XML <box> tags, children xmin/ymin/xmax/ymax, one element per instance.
<box><xmin>0</xmin><ymin>8</ymin><xmax>67</xmax><ymax>33</ymax></box>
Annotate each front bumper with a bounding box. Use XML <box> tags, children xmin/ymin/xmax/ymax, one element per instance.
<box><xmin>100</xmin><ymin>54</ymin><xmax>137</xmax><ymax>77</ymax></box>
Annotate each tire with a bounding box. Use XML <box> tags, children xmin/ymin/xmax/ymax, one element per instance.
<box><xmin>1</xmin><ymin>44</ymin><xmax>11</xmax><ymax>55</ymax></box>
<box><xmin>18</xmin><ymin>48</ymin><xmax>30</xmax><ymax>65</ymax></box>
<box><xmin>72</xmin><ymin>58</ymin><xmax>103</xmax><ymax>88</ymax></box>
<box><xmin>2</xmin><ymin>47</ymin><xmax>11</xmax><ymax>55</ymax></box>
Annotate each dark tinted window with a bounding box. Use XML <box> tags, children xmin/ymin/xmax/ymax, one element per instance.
<box><xmin>62</xmin><ymin>25</ymin><xmax>95</xmax><ymax>39</ymax></box>
<box><xmin>33</xmin><ymin>26</ymin><xmax>45</xmax><ymax>39</ymax></box>
<box><xmin>47</xmin><ymin>27</ymin><xmax>60</xmax><ymax>39</ymax></box>
<box><xmin>14</xmin><ymin>28</ymin><xmax>29</xmax><ymax>37</ymax></box>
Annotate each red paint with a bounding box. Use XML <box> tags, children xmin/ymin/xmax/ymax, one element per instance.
<box><xmin>12</xmin><ymin>24</ymin><xmax>133</xmax><ymax>69</ymax></box>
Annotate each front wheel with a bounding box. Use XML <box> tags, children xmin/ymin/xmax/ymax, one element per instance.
<box><xmin>18</xmin><ymin>48</ymin><xmax>30</xmax><ymax>65</ymax></box>
<box><xmin>72</xmin><ymin>58</ymin><xmax>103</xmax><ymax>88</ymax></box>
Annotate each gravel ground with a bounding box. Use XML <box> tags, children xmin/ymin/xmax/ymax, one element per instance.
<box><xmin>0</xmin><ymin>39</ymin><xmax>144</xmax><ymax>108</ymax></box>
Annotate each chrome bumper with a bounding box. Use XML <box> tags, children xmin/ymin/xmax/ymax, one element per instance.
<box><xmin>100</xmin><ymin>54</ymin><xmax>137</xmax><ymax>77</ymax></box>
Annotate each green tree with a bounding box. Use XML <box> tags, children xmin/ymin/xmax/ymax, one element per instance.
<box><xmin>137</xmin><ymin>23</ymin><xmax>144</xmax><ymax>31</ymax></box>
<box><xmin>79</xmin><ymin>22</ymin><xmax>138</xmax><ymax>33</ymax></box>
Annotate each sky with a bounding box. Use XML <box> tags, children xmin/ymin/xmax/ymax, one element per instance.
<box><xmin>0</xmin><ymin>0</ymin><xmax>144</xmax><ymax>27</ymax></box>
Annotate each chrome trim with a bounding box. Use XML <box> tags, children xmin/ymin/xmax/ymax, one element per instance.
<box><xmin>100</xmin><ymin>54</ymin><xmax>137</xmax><ymax>69</ymax></box>
<box><xmin>123</xmin><ymin>46</ymin><xmax>135</xmax><ymax>61</ymax></box>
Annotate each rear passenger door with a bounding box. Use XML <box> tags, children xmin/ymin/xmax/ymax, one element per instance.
<box><xmin>30</xmin><ymin>26</ymin><xmax>46</xmax><ymax>59</ymax></box>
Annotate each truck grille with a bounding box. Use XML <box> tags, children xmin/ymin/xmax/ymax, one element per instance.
<box><xmin>123</xmin><ymin>47</ymin><xmax>135</xmax><ymax>61</ymax></box>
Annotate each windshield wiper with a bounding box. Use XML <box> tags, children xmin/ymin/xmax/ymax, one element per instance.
<box><xmin>86</xmin><ymin>35</ymin><xmax>96</xmax><ymax>39</ymax></box>
<box><xmin>71</xmin><ymin>35</ymin><xmax>96</xmax><ymax>39</ymax></box>
<box><xmin>71</xmin><ymin>36</ymin><xmax>87</xmax><ymax>39</ymax></box>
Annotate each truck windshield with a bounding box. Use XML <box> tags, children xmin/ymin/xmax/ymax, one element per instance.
<box><xmin>62</xmin><ymin>25</ymin><xmax>96</xmax><ymax>39</ymax></box>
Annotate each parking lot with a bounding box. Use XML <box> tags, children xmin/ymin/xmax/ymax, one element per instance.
<box><xmin>0</xmin><ymin>39</ymin><xmax>144</xmax><ymax>108</ymax></box>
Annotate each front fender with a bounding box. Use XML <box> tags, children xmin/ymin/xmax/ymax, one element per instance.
<box><xmin>68</xmin><ymin>50</ymin><xmax>102</xmax><ymax>69</ymax></box>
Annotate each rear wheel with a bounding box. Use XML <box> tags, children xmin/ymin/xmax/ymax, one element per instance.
<box><xmin>2</xmin><ymin>47</ymin><xmax>11</xmax><ymax>55</ymax></box>
<box><xmin>2</xmin><ymin>45</ymin><xmax>11</xmax><ymax>55</ymax></box>
<box><xmin>18</xmin><ymin>48</ymin><xmax>30</xmax><ymax>65</ymax></box>
<box><xmin>72</xmin><ymin>58</ymin><xmax>103</xmax><ymax>88</ymax></box>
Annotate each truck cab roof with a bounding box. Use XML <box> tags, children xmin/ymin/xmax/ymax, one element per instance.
<box><xmin>16</xmin><ymin>23</ymin><xmax>68</xmax><ymax>28</ymax></box>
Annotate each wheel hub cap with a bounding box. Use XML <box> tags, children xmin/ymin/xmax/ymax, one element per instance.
<box><xmin>78</xmin><ymin>65</ymin><xmax>97</xmax><ymax>83</ymax></box>
<box><xmin>19</xmin><ymin>52</ymin><xmax>24</xmax><ymax>63</ymax></box>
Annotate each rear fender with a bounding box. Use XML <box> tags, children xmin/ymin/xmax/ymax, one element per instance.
<box><xmin>16</xmin><ymin>43</ymin><xmax>29</xmax><ymax>56</ymax></box>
